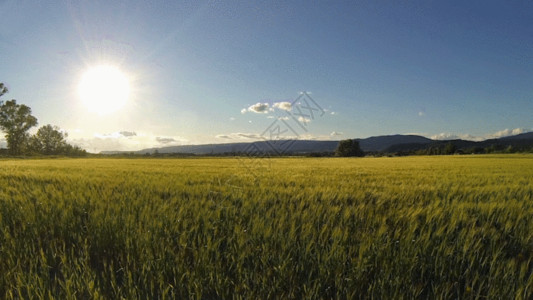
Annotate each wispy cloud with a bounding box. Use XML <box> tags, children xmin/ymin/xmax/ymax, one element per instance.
<box><xmin>215</xmin><ymin>134</ymin><xmax>232</xmax><ymax>139</ymax></box>
<box><xmin>156</xmin><ymin>137</ymin><xmax>178</xmax><ymax>144</ymax></box>
<box><xmin>489</xmin><ymin>128</ymin><xmax>527</xmax><ymax>138</ymax></box>
<box><xmin>431</xmin><ymin>133</ymin><xmax>479</xmax><ymax>141</ymax></box>
<box><xmin>237</xmin><ymin>133</ymin><xmax>262</xmax><ymax>139</ymax></box>
<box><xmin>69</xmin><ymin>132</ymin><xmax>188</xmax><ymax>153</ymax></box>
<box><xmin>119</xmin><ymin>131</ymin><xmax>137</xmax><ymax>137</ymax></box>
<box><xmin>215</xmin><ymin>132</ymin><xmax>263</xmax><ymax>140</ymax></box>
<box><xmin>297</xmin><ymin>116</ymin><xmax>311</xmax><ymax>124</ymax></box>
<box><xmin>330</xmin><ymin>131</ymin><xmax>343</xmax><ymax>136</ymax></box>
<box><xmin>430</xmin><ymin>128</ymin><xmax>530</xmax><ymax>141</ymax></box>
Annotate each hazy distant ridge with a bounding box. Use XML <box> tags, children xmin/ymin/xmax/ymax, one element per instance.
<box><xmin>100</xmin><ymin>132</ymin><xmax>533</xmax><ymax>155</ymax></box>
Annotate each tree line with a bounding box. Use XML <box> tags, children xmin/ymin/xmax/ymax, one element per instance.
<box><xmin>0</xmin><ymin>83</ymin><xmax>86</xmax><ymax>156</ymax></box>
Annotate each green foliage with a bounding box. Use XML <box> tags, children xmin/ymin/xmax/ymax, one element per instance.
<box><xmin>0</xmin><ymin>83</ymin><xmax>7</xmax><ymax>98</ymax></box>
<box><xmin>26</xmin><ymin>125</ymin><xmax>86</xmax><ymax>156</ymax></box>
<box><xmin>0</xmin><ymin>100</ymin><xmax>38</xmax><ymax>155</ymax></box>
<box><xmin>27</xmin><ymin>124</ymin><xmax>86</xmax><ymax>156</ymax></box>
<box><xmin>28</xmin><ymin>124</ymin><xmax>68</xmax><ymax>155</ymax></box>
<box><xmin>444</xmin><ymin>142</ymin><xmax>457</xmax><ymax>154</ymax></box>
<box><xmin>0</xmin><ymin>155</ymin><xmax>532</xmax><ymax>298</ymax></box>
<box><xmin>0</xmin><ymin>83</ymin><xmax>84</xmax><ymax>157</ymax></box>
<box><xmin>335</xmin><ymin>139</ymin><xmax>364</xmax><ymax>157</ymax></box>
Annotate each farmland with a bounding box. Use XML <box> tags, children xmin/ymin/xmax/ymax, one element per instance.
<box><xmin>0</xmin><ymin>155</ymin><xmax>532</xmax><ymax>298</ymax></box>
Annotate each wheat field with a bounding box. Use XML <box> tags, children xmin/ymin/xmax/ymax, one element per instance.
<box><xmin>0</xmin><ymin>155</ymin><xmax>532</xmax><ymax>298</ymax></box>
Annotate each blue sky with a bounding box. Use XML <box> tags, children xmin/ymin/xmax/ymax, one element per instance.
<box><xmin>0</xmin><ymin>1</ymin><xmax>532</xmax><ymax>152</ymax></box>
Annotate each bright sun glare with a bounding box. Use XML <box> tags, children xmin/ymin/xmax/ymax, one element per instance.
<box><xmin>78</xmin><ymin>65</ymin><xmax>130</xmax><ymax>115</ymax></box>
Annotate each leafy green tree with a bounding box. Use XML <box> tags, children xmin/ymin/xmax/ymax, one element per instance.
<box><xmin>0</xmin><ymin>99</ymin><xmax>38</xmax><ymax>155</ymax></box>
<box><xmin>29</xmin><ymin>124</ymin><xmax>68</xmax><ymax>155</ymax></box>
<box><xmin>61</xmin><ymin>143</ymin><xmax>87</xmax><ymax>157</ymax></box>
<box><xmin>335</xmin><ymin>139</ymin><xmax>364</xmax><ymax>157</ymax></box>
<box><xmin>28</xmin><ymin>124</ymin><xmax>87</xmax><ymax>156</ymax></box>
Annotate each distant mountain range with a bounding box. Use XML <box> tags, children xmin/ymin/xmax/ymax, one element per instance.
<box><xmin>101</xmin><ymin>132</ymin><xmax>533</xmax><ymax>155</ymax></box>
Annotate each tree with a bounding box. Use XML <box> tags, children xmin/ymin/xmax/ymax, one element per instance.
<box><xmin>335</xmin><ymin>139</ymin><xmax>364</xmax><ymax>157</ymax></box>
<box><xmin>29</xmin><ymin>124</ymin><xmax>68</xmax><ymax>155</ymax></box>
<box><xmin>444</xmin><ymin>142</ymin><xmax>456</xmax><ymax>155</ymax></box>
<box><xmin>0</xmin><ymin>99</ymin><xmax>38</xmax><ymax>155</ymax></box>
<box><xmin>27</xmin><ymin>124</ymin><xmax>87</xmax><ymax>156</ymax></box>
<box><xmin>0</xmin><ymin>83</ymin><xmax>7</xmax><ymax>98</ymax></box>
<box><xmin>59</xmin><ymin>143</ymin><xmax>87</xmax><ymax>157</ymax></box>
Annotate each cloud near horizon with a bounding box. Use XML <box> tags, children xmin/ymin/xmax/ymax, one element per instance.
<box><xmin>215</xmin><ymin>133</ymin><xmax>262</xmax><ymax>140</ymax></box>
<box><xmin>430</xmin><ymin>128</ymin><xmax>530</xmax><ymax>141</ymax></box>
<box><xmin>215</xmin><ymin>132</ymin><xmax>340</xmax><ymax>141</ymax></box>
<box><xmin>67</xmin><ymin>131</ymin><xmax>188</xmax><ymax>153</ymax></box>
<box><xmin>119</xmin><ymin>131</ymin><xmax>137</xmax><ymax>137</ymax></box>
<box><xmin>59</xmin><ymin>126</ymin><xmax>531</xmax><ymax>154</ymax></box>
<box><xmin>156</xmin><ymin>137</ymin><xmax>179</xmax><ymax>144</ymax></box>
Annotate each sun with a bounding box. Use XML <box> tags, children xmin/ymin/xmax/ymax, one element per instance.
<box><xmin>78</xmin><ymin>65</ymin><xmax>130</xmax><ymax>115</ymax></box>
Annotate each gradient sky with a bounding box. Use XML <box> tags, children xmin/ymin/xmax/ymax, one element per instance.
<box><xmin>1</xmin><ymin>1</ymin><xmax>532</xmax><ymax>152</ymax></box>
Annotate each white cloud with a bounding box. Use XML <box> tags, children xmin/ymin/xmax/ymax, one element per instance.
<box><xmin>273</xmin><ymin>101</ymin><xmax>292</xmax><ymax>111</ymax></box>
<box><xmin>330</xmin><ymin>131</ymin><xmax>343</xmax><ymax>136</ymax></box>
<box><xmin>430</xmin><ymin>128</ymin><xmax>530</xmax><ymax>141</ymax></box>
<box><xmin>278</xmin><ymin>116</ymin><xmax>290</xmax><ymax>121</ymax></box>
<box><xmin>246</xmin><ymin>102</ymin><xmax>270</xmax><ymax>113</ymax></box>
<box><xmin>267</xmin><ymin>115</ymin><xmax>275</xmax><ymax>119</ymax></box>
<box><xmin>215</xmin><ymin>132</ymin><xmax>263</xmax><ymax>140</ymax></box>
<box><xmin>299</xmin><ymin>133</ymin><xmax>334</xmax><ymax>140</ymax></box>
<box><xmin>488</xmin><ymin>128</ymin><xmax>527</xmax><ymax>139</ymax></box>
<box><xmin>69</xmin><ymin>132</ymin><xmax>188</xmax><ymax>153</ymax></box>
<box><xmin>330</xmin><ymin>111</ymin><xmax>337</xmax><ymax>115</ymax></box>
<box><xmin>418</xmin><ymin>111</ymin><xmax>425</xmax><ymax>117</ymax></box>
<box><xmin>241</xmin><ymin>101</ymin><xmax>294</xmax><ymax>114</ymax></box>
<box><xmin>229</xmin><ymin>117</ymin><xmax>235</xmax><ymax>121</ymax></box>
<box><xmin>297</xmin><ymin>116</ymin><xmax>311</xmax><ymax>124</ymax></box>
<box><xmin>431</xmin><ymin>133</ymin><xmax>480</xmax><ymax>141</ymax></box>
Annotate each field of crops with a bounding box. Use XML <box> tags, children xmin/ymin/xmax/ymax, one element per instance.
<box><xmin>0</xmin><ymin>155</ymin><xmax>532</xmax><ymax>298</ymax></box>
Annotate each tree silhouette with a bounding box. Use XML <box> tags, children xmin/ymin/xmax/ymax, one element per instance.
<box><xmin>335</xmin><ymin>139</ymin><xmax>364</xmax><ymax>157</ymax></box>
<box><xmin>0</xmin><ymin>99</ymin><xmax>38</xmax><ymax>155</ymax></box>
<box><xmin>0</xmin><ymin>83</ymin><xmax>7</xmax><ymax>98</ymax></box>
<box><xmin>29</xmin><ymin>124</ymin><xmax>68</xmax><ymax>155</ymax></box>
